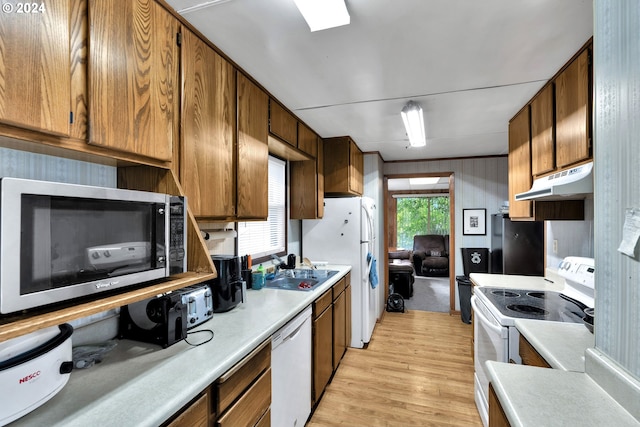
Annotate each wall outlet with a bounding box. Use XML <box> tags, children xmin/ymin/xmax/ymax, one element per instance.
<box><xmin>553</xmin><ymin>239</ymin><xmax>558</xmax><ymax>254</ymax></box>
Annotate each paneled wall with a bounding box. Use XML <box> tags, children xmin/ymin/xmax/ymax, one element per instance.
<box><xmin>384</xmin><ymin>156</ymin><xmax>509</xmax><ymax>277</ymax></box>
<box><xmin>0</xmin><ymin>142</ymin><xmax>116</xmax><ymax>187</ymax></box>
<box><xmin>593</xmin><ymin>0</ymin><xmax>640</xmax><ymax>379</ymax></box>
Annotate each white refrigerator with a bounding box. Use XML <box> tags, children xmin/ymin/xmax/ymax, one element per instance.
<box><xmin>302</xmin><ymin>197</ymin><xmax>378</xmax><ymax>348</ymax></box>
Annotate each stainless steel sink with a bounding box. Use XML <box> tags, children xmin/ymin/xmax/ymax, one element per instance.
<box><xmin>265</xmin><ymin>269</ymin><xmax>339</xmax><ymax>291</ymax></box>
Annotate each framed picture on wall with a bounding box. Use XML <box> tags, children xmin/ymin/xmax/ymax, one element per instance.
<box><xmin>463</xmin><ymin>208</ymin><xmax>486</xmax><ymax>235</ymax></box>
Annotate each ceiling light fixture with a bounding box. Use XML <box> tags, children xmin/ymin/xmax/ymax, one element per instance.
<box><xmin>409</xmin><ymin>177</ymin><xmax>440</xmax><ymax>186</ymax></box>
<box><xmin>293</xmin><ymin>0</ymin><xmax>350</xmax><ymax>32</ymax></box>
<box><xmin>401</xmin><ymin>101</ymin><xmax>426</xmax><ymax>147</ymax></box>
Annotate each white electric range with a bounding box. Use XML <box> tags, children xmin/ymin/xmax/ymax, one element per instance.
<box><xmin>470</xmin><ymin>256</ymin><xmax>595</xmax><ymax>427</ymax></box>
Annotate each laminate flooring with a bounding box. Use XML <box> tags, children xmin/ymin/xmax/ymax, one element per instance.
<box><xmin>307</xmin><ymin>310</ymin><xmax>482</xmax><ymax>427</ymax></box>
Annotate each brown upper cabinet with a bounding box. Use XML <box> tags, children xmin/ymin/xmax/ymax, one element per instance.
<box><xmin>88</xmin><ymin>0</ymin><xmax>179</xmax><ymax>161</ymax></box>
<box><xmin>508</xmin><ymin>107</ymin><xmax>533</xmax><ymax>220</ymax></box>
<box><xmin>180</xmin><ymin>28</ymin><xmax>237</xmax><ymax>219</ymax></box>
<box><xmin>269</xmin><ymin>99</ymin><xmax>298</xmax><ymax>147</ymax></box>
<box><xmin>290</xmin><ymin>136</ymin><xmax>324</xmax><ymax>219</ymax></box>
<box><xmin>0</xmin><ymin>0</ymin><xmax>72</xmax><ymax>136</ymax></box>
<box><xmin>323</xmin><ymin>136</ymin><xmax>363</xmax><ymax>197</ymax></box>
<box><xmin>297</xmin><ymin>122</ymin><xmax>319</xmax><ymax>157</ymax></box>
<box><xmin>530</xmin><ymin>84</ymin><xmax>555</xmax><ymax>177</ymax></box>
<box><xmin>508</xmin><ymin>40</ymin><xmax>591</xmax><ymax>221</ymax></box>
<box><xmin>555</xmin><ymin>47</ymin><xmax>591</xmax><ymax>169</ymax></box>
<box><xmin>237</xmin><ymin>73</ymin><xmax>269</xmax><ymax>219</ymax></box>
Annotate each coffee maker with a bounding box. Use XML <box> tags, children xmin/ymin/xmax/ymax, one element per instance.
<box><xmin>208</xmin><ymin>255</ymin><xmax>246</xmax><ymax>313</ymax></box>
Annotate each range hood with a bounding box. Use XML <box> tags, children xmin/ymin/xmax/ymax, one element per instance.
<box><xmin>515</xmin><ymin>161</ymin><xmax>593</xmax><ymax>201</ymax></box>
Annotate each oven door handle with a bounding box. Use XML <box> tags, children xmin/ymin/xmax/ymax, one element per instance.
<box><xmin>471</xmin><ymin>296</ymin><xmax>508</xmax><ymax>338</ymax></box>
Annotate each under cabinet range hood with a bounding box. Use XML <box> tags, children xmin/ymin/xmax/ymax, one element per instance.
<box><xmin>515</xmin><ymin>161</ymin><xmax>593</xmax><ymax>201</ymax></box>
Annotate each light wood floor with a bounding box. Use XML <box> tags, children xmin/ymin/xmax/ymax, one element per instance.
<box><xmin>307</xmin><ymin>310</ymin><xmax>482</xmax><ymax>427</ymax></box>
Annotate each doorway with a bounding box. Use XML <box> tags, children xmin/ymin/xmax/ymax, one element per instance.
<box><xmin>384</xmin><ymin>173</ymin><xmax>456</xmax><ymax>314</ymax></box>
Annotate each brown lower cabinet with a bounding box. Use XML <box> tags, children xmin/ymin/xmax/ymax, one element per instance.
<box><xmin>165</xmin><ymin>340</ymin><xmax>271</xmax><ymax>427</ymax></box>
<box><xmin>488</xmin><ymin>383</ymin><xmax>510</xmax><ymax>427</ymax></box>
<box><xmin>166</xmin><ymin>392</ymin><xmax>209</xmax><ymax>427</ymax></box>
<box><xmin>519</xmin><ymin>335</ymin><xmax>551</xmax><ymax>368</ymax></box>
<box><xmin>313</xmin><ymin>288</ymin><xmax>334</xmax><ymax>405</ymax></box>
<box><xmin>313</xmin><ymin>273</ymin><xmax>352</xmax><ymax>406</ymax></box>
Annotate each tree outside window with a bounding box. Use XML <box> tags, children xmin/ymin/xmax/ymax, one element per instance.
<box><xmin>396</xmin><ymin>196</ymin><xmax>450</xmax><ymax>249</ymax></box>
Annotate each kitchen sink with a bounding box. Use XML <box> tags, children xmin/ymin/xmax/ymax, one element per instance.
<box><xmin>265</xmin><ymin>270</ymin><xmax>339</xmax><ymax>291</ymax></box>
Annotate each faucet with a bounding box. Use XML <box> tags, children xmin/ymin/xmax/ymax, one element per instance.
<box><xmin>270</xmin><ymin>254</ymin><xmax>286</xmax><ymax>273</ymax></box>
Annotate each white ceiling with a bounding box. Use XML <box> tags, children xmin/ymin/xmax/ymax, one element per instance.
<box><xmin>165</xmin><ymin>0</ymin><xmax>593</xmax><ymax>162</ymax></box>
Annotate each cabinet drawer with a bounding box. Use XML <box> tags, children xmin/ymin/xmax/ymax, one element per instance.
<box><xmin>255</xmin><ymin>407</ymin><xmax>271</xmax><ymax>427</ymax></box>
<box><xmin>332</xmin><ymin>277</ymin><xmax>346</xmax><ymax>300</ymax></box>
<box><xmin>217</xmin><ymin>368</ymin><xmax>271</xmax><ymax>427</ymax></box>
<box><xmin>216</xmin><ymin>340</ymin><xmax>271</xmax><ymax>414</ymax></box>
<box><xmin>166</xmin><ymin>393</ymin><xmax>209</xmax><ymax>427</ymax></box>
<box><xmin>314</xmin><ymin>288</ymin><xmax>333</xmax><ymax>317</ymax></box>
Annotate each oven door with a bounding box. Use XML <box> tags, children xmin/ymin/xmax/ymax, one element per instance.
<box><xmin>471</xmin><ymin>294</ymin><xmax>508</xmax><ymax>427</ymax></box>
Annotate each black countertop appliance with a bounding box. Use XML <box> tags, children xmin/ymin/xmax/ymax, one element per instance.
<box><xmin>209</xmin><ymin>255</ymin><xmax>245</xmax><ymax>313</ymax></box>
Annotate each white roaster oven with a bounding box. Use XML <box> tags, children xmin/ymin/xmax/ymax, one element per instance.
<box><xmin>0</xmin><ymin>324</ymin><xmax>74</xmax><ymax>426</ymax></box>
<box><xmin>471</xmin><ymin>256</ymin><xmax>595</xmax><ymax>427</ymax></box>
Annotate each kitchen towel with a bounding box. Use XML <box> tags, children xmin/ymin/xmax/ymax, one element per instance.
<box><xmin>367</xmin><ymin>252</ymin><xmax>378</xmax><ymax>289</ymax></box>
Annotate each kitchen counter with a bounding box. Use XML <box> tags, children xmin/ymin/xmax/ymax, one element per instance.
<box><xmin>515</xmin><ymin>318</ymin><xmax>594</xmax><ymax>372</ymax></box>
<box><xmin>487</xmin><ymin>361</ymin><xmax>640</xmax><ymax>427</ymax></box>
<box><xmin>12</xmin><ymin>265</ymin><xmax>352</xmax><ymax>427</ymax></box>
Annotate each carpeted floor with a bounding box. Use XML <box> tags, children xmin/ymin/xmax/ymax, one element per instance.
<box><xmin>404</xmin><ymin>276</ymin><xmax>450</xmax><ymax>312</ymax></box>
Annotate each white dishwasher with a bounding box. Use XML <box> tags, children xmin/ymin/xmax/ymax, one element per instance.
<box><xmin>271</xmin><ymin>305</ymin><xmax>312</xmax><ymax>427</ymax></box>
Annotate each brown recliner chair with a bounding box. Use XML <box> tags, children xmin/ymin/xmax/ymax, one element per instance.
<box><xmin>411</xmin><ymin>234</ymin><xmax>449</xmax><ymax>276</ymax></box>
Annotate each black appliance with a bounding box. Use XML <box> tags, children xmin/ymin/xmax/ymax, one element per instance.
<box><xmin>119</xmin><ymin>293</ymin><xmax>187</xmax><ymax>348</ymax></box>
<box><xmin>209</xmin><ymin>255</ymin><xmax>245</xmax><ymax>313</ymax></box>
<box><xmin>490</xmin><ymin>214</ymin><xmax>544</xmax><ymax>276</ymax></box>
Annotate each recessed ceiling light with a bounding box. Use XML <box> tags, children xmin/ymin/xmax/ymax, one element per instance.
<box><xmin>293</xmin><ymin>0</ymin><xmax>350</xmax><ymax>32</ymax></box>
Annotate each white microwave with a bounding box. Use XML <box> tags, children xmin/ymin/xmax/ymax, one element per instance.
<box><xmin>0</xmin><ymin>178</ymin><xmax>187</xmax><ymax>314</ymax></box>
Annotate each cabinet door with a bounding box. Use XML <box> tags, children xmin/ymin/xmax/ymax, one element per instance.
<box><xmin>290</xmin><ymin>159</ymin><xmax>318</xmax><ymax>219</ymax></box>
<box><xmin>345</xmin><ymin>280</ymin><xmax>351</xmax><ymax>348</ymax></box>
<box><xmin>298</xmin><ymin>123</ymin><xmax>318</xmax><ymax>157</ymax></box>
<box><xmin>269</xmin><ymin>100</ymin><xmax>297</xmax><ymax>146</ymax></box>
<box><xmin>333</xmin><ymin>289</ymin><xmax>346</xmax><ymax>369</ymax></box>
<box><xmin>508</xmin><ymin>107</ymin><xmax>532</xmax><ymax>219</ymax></box>
<box><xmin>530</xmin><ymin>84</ymin><xmax>555</xmax><ymax>176</ymax></box>
<box><xmin>555</xmin><ymin>48</ymin><xmax>591</xmax><ymax>168</ymax></box>
<box><xmin>237</xmin><ymin>73</ymin><xmax>268</xmax><ymax>219</ymax></box>
<box><xmin>180</xmin><ymin>29</ymin><xmax>236</xmax><ymax>218</ymax></box>
<box><xmin>0</xmin><ymin>0</ymin><xmax>71</xmax><ymax>135</ymax></box>
<box><xmin>317</xmin><ymin>137</ymin><xmax>325</xmax><ymax>218</ymax></box>
<box><xmin>88</xmin><ymin>0</ymin><xmax>178</xmax><ymax>161</ymax></box>
<box><xmin>313</xmin><ymin>305</ymin><xmax>333</xmax><ymax>404</ymax></box>
<box><xmin>349</xmin><ymin>141</ymin><xmax>364</xmax><ymax>195</ymax></box>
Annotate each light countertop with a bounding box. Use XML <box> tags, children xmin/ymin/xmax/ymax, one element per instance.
<box><xmin>487</xmin><ymin>361</ymin><xmax>640</xmax><ymax>427</ymax></box>
<box><xmin>12</xmin><ymin>265</ymin><xmax>352</xmax><ymax>427</ymax></box>
<box><xmin>515</xmin><ymin>318</ymin><xmax>594</xmax><ymax>372</ymax></box>
<box><xmin>469</xmin><ymin>269</ymin><xmax>565</xmax><ymax>292</ymax></box>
